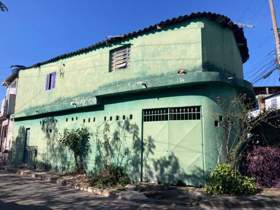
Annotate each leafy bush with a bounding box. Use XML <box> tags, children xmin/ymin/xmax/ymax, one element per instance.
<box><xmin>206</xmin><ymin>164</ymin><xmax>257</xmax><ymax>195</ymax></box>
<box><xmin>58</xmin><ymin>128</ymin><xmax>90</xmax><ymax>172</ymax></box>
<box><xmin>245</xmin><ymin>146</ymin><xmax>280</xmax><ymax>187</ymax></box>
<box><xmin>90</xmin><ymin>165</ymin><xmax>131</xmax><ymax>188</ymax></box>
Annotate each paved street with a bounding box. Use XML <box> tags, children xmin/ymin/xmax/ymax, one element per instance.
<box><xmin>0</xmin><ymin>171</ymin><xmax>196</xmax><ymax>210</ymax></box>
<box><xmin>0</xmin><ymin>171</ymin><xmax>279</xmax><ymax>210</ymax></box>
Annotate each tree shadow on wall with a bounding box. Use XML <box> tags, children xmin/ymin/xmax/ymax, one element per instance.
<box><xmin>11</xmin><ymin>126</ymin><xmax>26</xmax><ymax>166</ymax></box>
<box><xmin>153</xmin><ymin>152</ymin><xmax>186</xmax><ymax>184</ymax></box>
<box><xmin>93</xmin><ymin>120</ymin><xmax>205</xmax><ymax>186</ymax></box>
<box><xmin>93</xmin><ymin>120</ymin><xmax>143</xmax><ymax>181</ymax></box>
<box><xmin>40</xmin><ymin>117</ymin><xmax>74</xmax><ymax>172</ymax></box>
<box><xmin>145</xmin><ymin>146</ymin><xmax>205</xmax><ymax>186</ymax></box>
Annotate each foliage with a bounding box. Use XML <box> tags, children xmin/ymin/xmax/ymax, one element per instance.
<box><xmin>205</xmin><ymin>164</ymin><xmax>257</xmax><ymax>195</ymax></box>
<box><xmin>216</xmin><ymin>94</ymin><xmax>273</xmax><ymax>167</ymax></box>
<box><xmin>58</xmin><ymin>128</ymin><xmax>90</xmax><ymax>172</ymax></box>
<box><xmin>0</xmin><ymin>1</ymin><xmax>7</xmax><ymax>12</ymax></box>
<box><xmin>245</xmin><ymin>146</ymin><xmax>280</xmax><ymax>187</ymax></box>
<box><xmin>90</xmin><ymin>165</ymin><xmax>131</xmax><ymax>188</ymax></box>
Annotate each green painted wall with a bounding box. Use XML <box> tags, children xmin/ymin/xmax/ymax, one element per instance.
<box><xmin>12</xmin><ymin>17</ymin><xmax>253</xmax><ymax>185</ymax></box>
<box><xmin>15</xmin><ymin>20</ymin><xmax>204</xmax><ymax>117</ymax></box>
<box><xmin>15</xmin><ymin>19</ymin><xmax>243</xmax><ymax>118</ymax></box>
<box><xmin>13</xmin><ymin>84</ymin><xmax>241</xmax><ymax>185</ymax></box>
<box><xmin>202</xmin><ymin>20</ymin><xmax>243</xmax><ymax>78</ymax></box>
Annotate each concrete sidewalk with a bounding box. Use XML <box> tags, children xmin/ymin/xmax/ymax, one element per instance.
<box><xmin>0</xmin><ymin>171</ymin><xmax>196</xmax><ymax>210</ymax></box>
<box><xmin>0</xmin><ymin>171</ymin><xmax>279</xmax><ymax>210</ymax></box>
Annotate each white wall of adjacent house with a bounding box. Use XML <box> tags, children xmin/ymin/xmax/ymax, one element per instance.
<box><xmin>265</xmin><ymin>95</ymin><xmax>280</xmax><ymax>111</ymax></box>
<box><xmin>1</xmin><ymin>119</ymin><xmax>13</xmax><ymax>152</ymax></box>
<box><xmin>6</xmin><ymin>80</ymin><xmax>17</xmax><ymax>96</ymax></box>
<box><xmin>0</xmin><ymin>79</ymin><xmax>17</xmax><ymax>153</ymax></box>
<box><xmin>0</xmin><ymin>99</ymin><xmax>6</xmax><ymax>117</ymax></box>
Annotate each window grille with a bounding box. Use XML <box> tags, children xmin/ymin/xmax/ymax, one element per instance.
<box><xmin>143</xmin><ymin>108</ymin><xmax>168</xmax><ymax>122</ymax></box>
<box><xmin>109</xmin><ymin>45</ymin><xmax>130</xmax><ymax>72</ymax></box>
<box><xmin>143</xmin><ymin>106</ymin><xmax>201</xmax><ymax>122</ymax></box>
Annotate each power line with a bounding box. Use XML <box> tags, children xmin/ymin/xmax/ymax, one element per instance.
<box><xmin>247</xmin><ymin>58</ymin><xmax>275</xmax><ymax>81</ymax></box>
<box><xmin>252</xmin><ymin>67</ymin><xmax>277</xmax><ymax>84</ymax></box>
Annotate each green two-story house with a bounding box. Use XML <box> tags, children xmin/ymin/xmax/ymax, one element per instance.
<box><xmin>12</xmin><ymin>12</ymin><xmax>253</xmax><ymax>185</ymax></box>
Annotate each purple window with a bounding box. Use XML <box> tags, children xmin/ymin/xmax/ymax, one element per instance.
<box><xmin>45</xmin><ymin>72</ymin><xmax>56</xmax><ymax>90</ymax></box>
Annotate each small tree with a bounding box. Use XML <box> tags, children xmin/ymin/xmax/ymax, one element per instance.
<box><xmin>58</xmin><ymin>128</ymin><xmax>90</xmax><ymax>172</ymax></box>
<box><xmin>216</xmin><ymin>94</ymin><xmax>272</xmax><ymax>167</ymax></box>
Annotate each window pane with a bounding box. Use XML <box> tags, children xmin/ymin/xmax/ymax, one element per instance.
<box><xmin>51</xmin><ymin>72</ymin><xmax>56</xmax><ymax>89</ymax></box>
<box><xmin>45</xmin><ymin>74</ymin><xmax>50</xmax><ymax>90</ymax></box>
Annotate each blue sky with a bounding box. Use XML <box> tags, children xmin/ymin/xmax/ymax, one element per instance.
<box><xmin>0</xmin><ymin>0</ymin><xmax>279</xmax><ymax>98</ymax></box>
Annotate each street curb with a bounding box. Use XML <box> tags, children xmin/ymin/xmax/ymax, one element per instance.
<box><xmin>15</xmin><ymin>168</ymin><xmax>115</xmax><ymax>197</ymax></box>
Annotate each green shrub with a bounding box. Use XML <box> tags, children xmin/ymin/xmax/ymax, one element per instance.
<box><xmin>58</xmin><ymin>128</ymin><xmax>90</xmax><ymax>172</ymax></box>
<box><xmin>205</xmin><ymin>164</ymin><xmax>257</xmax><ymax>195</ymax></box>
<box><xmin>90</xmin><ymin>165</ymin><xmax>131</xmax><ymax>188</ymax></box>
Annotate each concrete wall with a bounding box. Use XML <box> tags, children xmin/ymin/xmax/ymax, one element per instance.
<box><xmin>15</xmin><ymin>20</ymin><xmax>204</xmax><ymax>117</ymax></box>
<box><xmin>202</xmin><ymin>20</ymin><xmax>243</xmax><ymax>78</ymax></box>
<box><xmin>13</xmin><ymin>84</ymin><xmax>239</xmax><ymax>184</ymax></box>
<box><xmin>15</xmin><ymin>19</ymin><xmax>244</xmax><ymax>118</ymax></box>
<box><xmin>1</xmin><ymin>119</ymin><xmax>13</xmax><ymax>151</ymax></box>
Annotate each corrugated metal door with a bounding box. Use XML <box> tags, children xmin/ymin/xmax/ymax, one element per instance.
<box><xmin>143</xmin><ymin>106</ymin><xmax>203</xmax><ymax>185</ymax></box>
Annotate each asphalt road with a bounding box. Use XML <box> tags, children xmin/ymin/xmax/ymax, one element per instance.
<box><xmin>0</xmin><ymin>171</ymin><xmax>279</xmax><ymax>210</ymax></box>
<box><xmin>0</xmin><ymin>171</ymin><xmax>194</xmax><ymax>210</ymax></box>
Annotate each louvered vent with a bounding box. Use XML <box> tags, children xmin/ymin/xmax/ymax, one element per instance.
<box><xmin>110</xmin><ymin>45</ymin><xmax>130</xmax><ymax>72</ymax></box>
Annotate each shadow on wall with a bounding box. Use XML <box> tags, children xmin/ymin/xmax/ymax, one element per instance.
<box><xmin>12</xmin><ymin>118</ymin><xmax>205</xmax><ymax>185</ymax></box>
<box><xmin>144</xmin><ymin>136</ymin><xmax>205</xmax><ymax>186</ymax></box>
<box><xmin>93</xmin><ymin>120</ymin><xmax>142</xmax><ymax>181</ymax></box>
<box><xmin>11</xmin><ymin>126</ymin><xmax>26</xmax><ymax>166</ymax></box>
<box><xmin>92</xmin><ymin>120</ymin><xmax>205</xmax><ymax>185</ymax></box>
<box><xmin>40</xmin><ymin>117</ymin><xmax>74</xmax><ymax>172</ymax></box>
<box><xmin>152</xmin><ymin>152</ymin><xmax>205</xmax><ymax>186</ymax></box>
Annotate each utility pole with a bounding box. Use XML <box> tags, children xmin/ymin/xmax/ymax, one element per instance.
<box><xmin>268</xmin><ymin>0</ymin><xmax>280</xmax><ymax>78</ymax></box>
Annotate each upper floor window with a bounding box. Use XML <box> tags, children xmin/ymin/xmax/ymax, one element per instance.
<box><xmin>109</xmin><ymin>45</ymin><xmax>130</xmax><ymax>72</ymax></box>
<box><xmin>45</xmin><ymin>72</ymin><xmax>56</xmax><ymax>91</ymax></box>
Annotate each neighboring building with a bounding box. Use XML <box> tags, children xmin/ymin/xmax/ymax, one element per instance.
<box><xmin>250</xmin><ymin>86</ymin><xmax>280</xmax><ymax>146</ymax></box>
<box><xmin>265</xmin><ymin>93</ymin><xmax>280</xmax><ymax>110</ymax></box>
<box><xmin>251</xmin><ymin>86</ymin><xmax>280</xmax><ymax>116</ymax></box>
<box><xmin>0</xmin><ymin>70</ymin><xmax>18</xmax><ymax>162</ymax></box>
<box><xmin>12</xmin><ymin>12</ymin><xmax>253</xmax><ymax>185</ymax></box>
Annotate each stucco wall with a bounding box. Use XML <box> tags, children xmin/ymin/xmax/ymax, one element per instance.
<box><xmin>202</xmin><ymin>20</ymin><xmax>243</xmax><ymax>78</ymax></box>
<box><xmin>13</xmin><ymin>84</ymin><xmax>238</xmax><ymax>184</ymax></box>
<box><xmin>15</xmin><ymin>20</ymin><xmax>204</xmax><ymax>117</ymax></box>
<box><xmin>15</xmin><ymin>19</ymin><xmax>245</xmax><ymax>118</ymax></box>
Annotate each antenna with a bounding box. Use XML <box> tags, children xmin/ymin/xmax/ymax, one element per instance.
<box><xmin>235</xmin><ymin>22</ymin><xmax>255</xmax><ymax>29</ymax></box>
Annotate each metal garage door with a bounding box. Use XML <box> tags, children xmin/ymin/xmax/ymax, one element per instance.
<box><xmin>143</xmin><ymin>106</ymin><xmax>204</xmax><ymax>185</ymax></box>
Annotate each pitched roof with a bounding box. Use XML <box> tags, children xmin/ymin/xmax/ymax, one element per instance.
<box><xmin>25</xmin><ymin>12</ymin><xmax>249</xmax><ymax>69</ymax></box>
